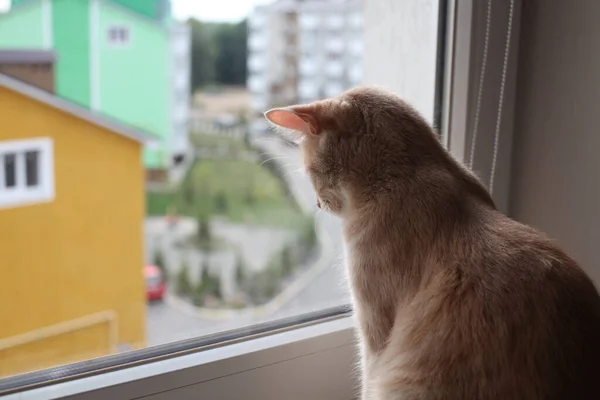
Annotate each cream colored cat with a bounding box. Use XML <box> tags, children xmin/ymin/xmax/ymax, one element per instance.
<box><xmin>265</xmin><ymin>86</ymin><xmax>600</xmax><ymax>400</ymax></box>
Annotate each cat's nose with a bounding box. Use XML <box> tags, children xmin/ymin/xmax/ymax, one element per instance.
<box><xmin>317</xmin><ymin>199</ymin><xmax>321</xmax><ymax>209</ymax></box>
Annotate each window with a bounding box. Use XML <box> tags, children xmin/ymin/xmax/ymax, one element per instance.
<box><xmin>0</xmin><ymin>138</ymin><xmax>54</xmax><ymax>209</ymax></box>
<box><xmin>107</xmin><ymin>25</ymin><xmax>130</xmax><ymax>46</ymax></box>
<box><xmin>299</xmin><ymin>12</ymin><xmax>319</xmax><ymax>30</ymax></box>
<box><xmin>325</xmin><ymin>14</ymin><xmax>344</xmax><ymax>30</ymax></box>
<box><xmin>0</xmin><ymin>0</ymin><xmax>454</xmax><ymax>398</ymax></box>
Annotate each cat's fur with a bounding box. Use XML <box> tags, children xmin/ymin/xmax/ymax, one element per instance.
<box><xmin>264</xmin><ymin>86</ymin><xmax>600</xmax><ymax>400</ymax></box>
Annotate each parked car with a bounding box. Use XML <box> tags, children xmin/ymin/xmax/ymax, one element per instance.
<box><xmin>144</xmin><ymin>265</ymin><xmax>166</xmax><ymax>301</ymax></box>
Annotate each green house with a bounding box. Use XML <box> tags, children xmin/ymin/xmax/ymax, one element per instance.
<box><xmin>0</xmin><ymin>0</ymin><xmax>191</xmax><ymax>177</ymax></box>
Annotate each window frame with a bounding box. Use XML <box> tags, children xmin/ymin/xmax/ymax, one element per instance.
<box><xmin>0</xmin><ymin>137</ymin><xmax>54</xmax><ymax>210</ymax></box>
<box><xmin>445</xmin><ymin>0</ymin><xmax>522</xmax><ymax>214</ymax></box>
<box><xmin>0</xmin><ymin>0</ymin><xmax>524</xmax><ymax>397</ymax></box>
<box><xmin>0</xmin><ymin>307</ymin><xmax>354</xmax><ymax>399</ymax></box>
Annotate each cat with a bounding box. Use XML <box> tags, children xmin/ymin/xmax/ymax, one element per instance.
<box><xmin>264</xmin><ymin>86</ymin><xmax>600</xmax><ymax>400</ymax></box>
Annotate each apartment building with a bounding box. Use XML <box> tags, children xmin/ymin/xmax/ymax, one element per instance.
<box><xmin>170</xmin><ymin>22</ymin><xmax>191</xmax><ymax>163</ymax></box>
<box><xmin>247</xmin><ymin>0</ymin><xmax>363</xmax><ymax>129</ymax></box>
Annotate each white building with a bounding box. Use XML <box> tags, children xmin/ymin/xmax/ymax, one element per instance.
<box><xmin>170</xmin><ymin>22</ymin><xmax>191</xmax><ymax>163</ymax></box>
<box><xmin>248</xmin><ymin>0</ymin><xmax>363</xmax><ymax>127</ymax></box>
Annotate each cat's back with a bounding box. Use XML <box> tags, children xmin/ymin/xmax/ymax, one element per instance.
<box><xmin>381</xmin><ymin>212</ymin><xmax>600</xmax><ymax>399</ymax></box>
<box><xmin>476</xmin><ymin>213</ymin><xmax>600</xmax><ymax>398</ymax></box>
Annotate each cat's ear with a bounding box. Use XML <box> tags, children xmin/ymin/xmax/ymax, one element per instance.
<box><xmin>264</xmin><ymin>108</ymin><xmax>318</xmax><ymax>137</ymax></box>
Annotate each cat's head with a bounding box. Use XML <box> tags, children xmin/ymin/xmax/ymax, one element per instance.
<box><xmin>264</xmin><ymin>86</ymin><xmax>441</xmax><ymax>217</ymax></box>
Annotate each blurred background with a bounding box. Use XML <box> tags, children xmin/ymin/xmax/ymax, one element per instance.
<box><xmin>2</xmin><ymin>0</ymin><xmax>429</xmax><ymax>379</ymax></box>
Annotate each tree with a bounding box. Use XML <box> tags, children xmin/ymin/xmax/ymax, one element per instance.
<box><xmin>214</xmin><ymin>191</ymin><xmax>229</xmax><ymax>214</ymax></box>
<box><xmin>188</xmin><ymin>18</ymin><xmax>247</xmax><ymax>91</ymax></box>
<box><xmin>183</xmin><ymin>183</ymin><xmax>195</xmax><ymax>207</ymax></box>
<box><xmin>196</xmin><ymin>213</ymin><xmax>212</xmax><ymax>251</ymax></box>
<box><xmin>189</xmin><ymin>18</ymin><xmax>217</xmax><ymax>90</ymax></box>
<box><xmin>213</xmin><ymin>20</ymin><xmax>247</xmax><ymax>85</ymax></box>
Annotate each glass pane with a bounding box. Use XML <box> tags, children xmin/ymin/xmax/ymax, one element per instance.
<box><xmin>0</xmin><ymin>0</ymin><xmax>443</xmax><ymax>391</ymax></box>
<box><xmin>3</xmin><ymin>153</ymin><xmax>16</xmax><ymax>188</ymax></box>
<box><xmin>25</xmin><ymin>150</ymin><xmax>39</xmax><ymax>187</ymax></box>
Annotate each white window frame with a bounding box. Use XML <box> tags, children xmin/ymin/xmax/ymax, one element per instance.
<box><xmin>106</xmin><ymin>24</ymin><xmax>131</xmax><ymax>47</ymax></box>
<box><xmin>0</xmin><ymin>0</ymin><xmax>524</xmax><ymax>398</ymax></box>
<box><xmin>2</xmin><ymin>315</ymin><xmax>356</xmax><ymax>400</ymax></box>
<box><xmin>0</xmin><ymin>138</ymin><xmax>54</xmax><ymax>210</ymax></box>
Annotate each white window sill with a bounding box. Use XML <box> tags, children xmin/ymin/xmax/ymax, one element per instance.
<box><xmin>4</xmin><ymin>315</ymin><xmax>357</xmax><ymax>400</ymax></box>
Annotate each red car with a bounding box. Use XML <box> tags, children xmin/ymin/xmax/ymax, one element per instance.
<box><xmin>144</xmin><ymin>265</ymin><xmax>166</xmax><ymax>301</ymax></box>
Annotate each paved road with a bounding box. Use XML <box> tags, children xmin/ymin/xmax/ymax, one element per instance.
<box><xmin>146</xmin><ymin>136</ymin><xmax>349</xmax><ymax>346</ymax></box>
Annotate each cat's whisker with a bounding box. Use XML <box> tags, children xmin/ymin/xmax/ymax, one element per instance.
<box><xmin>259</xmin><ymin>156</ymin><xmax>288</xmax><ymax>167</ymax></box>
<box><xmin>282</xmin><ymin>167</ymin><xmax>304</xmax><ymax>180</ymax></box>
<box><xmin>259</xmin><ymin>155</ymin><xmax>290</xmax><ymax>164</ymax></box>
<box><xmin>278</xmin><ymin>163</ymin><xmax>300</xmax><ymax>172</ymax></box>
<box><xmin>251</xmin><ymin>137</ymin><xmax>283</xmax><ymax>145</ymax></box>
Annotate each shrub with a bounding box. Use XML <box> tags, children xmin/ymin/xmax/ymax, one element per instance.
<box><xmin>195</xmin><ymin>259</ymin><xmax>221</xmax><ymax>301</ymax></box>
<box><xmin>175</xmin><ymin>261</ymin><xmax>192</xmax><ymax>296</ymax></box>
<box><xmin>280</xmin><ymin>245</ymin><xmax>295</xmax><ymax>276</ymax></box>
<box><xmin>235</xmin><ymin>252</ymin><xmax>246</xmax><ymax>289</ymax></box>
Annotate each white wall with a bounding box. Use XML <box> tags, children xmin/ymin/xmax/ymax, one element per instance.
<box><xmin>171</xmin><ymin>22</ymin><xmax>191</xmax><ymax>157</ymax></box>
<box><xmin>362</xmin><ymin>0</ymin><xmax>439</xmax><ymax>123</ymax></box>
<box><xmin>509</xmin><ymin>0</ymin><xmax>600</xmax><ymax>285</ymax></box>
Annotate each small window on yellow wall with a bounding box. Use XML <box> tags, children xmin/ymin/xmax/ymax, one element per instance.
<box><xmin>0</xmin><ymin>138</ymin><xmax>54</xmax><ymax>209</ymax></box>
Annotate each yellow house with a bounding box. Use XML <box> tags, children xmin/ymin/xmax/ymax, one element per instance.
<box><xmin>0</xmin><ymin>73</ymin><xmax>149</xmax><ymax>378</ymax></box>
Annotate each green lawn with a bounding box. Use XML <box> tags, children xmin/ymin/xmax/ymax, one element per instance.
<box><xmin>146</xmin><ymin>157</ymin><xmax>305</xmax><ymax>229</ymax></box>
<box><xmin>146</xmin><ymin>191</ymin><xmax>178</xmax><ymax>216</ymax></box>
<box><xmin>190</xmin><ymin>133</ymin><xmax>248</xmax><ymax>154</ymax></box>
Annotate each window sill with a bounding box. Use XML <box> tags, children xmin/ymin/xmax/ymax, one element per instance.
<box><xmin>5</xmin><ymin>315</ymin><xmax>357</xmax><ymax>400</ymax></box>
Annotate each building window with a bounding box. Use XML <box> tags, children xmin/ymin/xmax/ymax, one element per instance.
<box><xmin>107</xmin><ymin>25</ymin><xmax>131</xmax><ymax>46</ymax></box>
<box><xmin>0</xmin><ymin>138</ymin><xmax>54</xmax><ymax>209</ymax></box>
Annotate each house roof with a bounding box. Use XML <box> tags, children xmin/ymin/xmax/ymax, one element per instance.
<box><xmin>0</xmin><ymin>50</ymin><xmax>56</xmax><ymax>64</ymax></box>
<box><xmin>0</xmin><ymin>73</ymin><xmax>155</xmax><ymax>144</ymax></box>
<box><xmin>5</xmin><ymin>0</ymin><xmax>173</xmax><ymax>28</ymax></box>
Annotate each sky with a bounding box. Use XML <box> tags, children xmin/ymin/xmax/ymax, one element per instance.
<box><xmin>0</xmin><ymin>0</ymin><xmax>272</xmax><ymax>22</ymax></box>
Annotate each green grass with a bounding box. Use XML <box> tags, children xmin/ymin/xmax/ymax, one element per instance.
<box><xmin>146</xmin><ymin>191</ymin><xmax>177</xmax><ymax>216</ymax></box>
<box><xmin>190</xmin><ymin>133</ymin><xmax>248</xmax><ymax>154</ymax></box>
<box><xmin>146</xmin><ymin>157</ymin><xmax>305</xmax><ymax>229</ymax></box>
